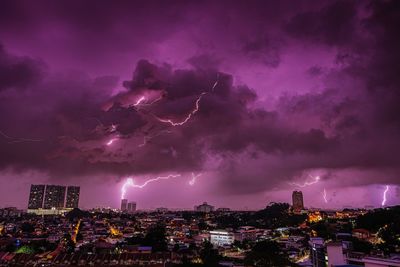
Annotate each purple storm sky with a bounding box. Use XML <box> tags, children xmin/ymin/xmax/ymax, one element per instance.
<box><xmin>0</xmin><ymin>0</ymin><xmax>399</xmax><ymax>210</ymax></box>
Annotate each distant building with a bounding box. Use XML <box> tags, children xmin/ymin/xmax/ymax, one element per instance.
<box><xmin>43</xmin><ymin>185</ymin><xmax>66</xmax><ymax>209</ymax></box>
<box><xmin>234</xmin><ymin>226</ymin><xmax>258</xmax><ymax>242</ymax></box>
<box><xmin>28</xmin><ymin>184</ymin><xmax>46</xmax><ymax>209</ymax></box>
<box><xmin>195</xmin><ymin>202</ymin><xmax>214</xmax><ymax>212</ymax></box>
<box><xmin>121</xmin><ymin>199</ymin><xmax>128</xmax><ymax>211</ymax></box>
<box><xmin>65</xmin><ymin>186</ymin><xmax>80</xmax><ymax>208</ymax></box>
<box><xmin>327</xmin><ymin>242</ymin><xmax>346</xmax><ymax>267</ymax></box>
<box><xmin>155</xmin><ymin>207</ymin><xmax>168</xmax><ymax>213</ymax></box>
<box><xmin>127</xmin><ymin>202</ymin><xmax>136</xmax><ymax>213</ymax></box>
<box><xmin>210</xmin><ymin>230</ymin><xmax>234</xmax><ymax>246</ymax></box>
<box><xmin>309</xmin><ymin>237</ymin><xmax>326</xmax><ymax>267</ymax></box>
<box><xmin>216</xmin><ymin>208</ymin><xmax>231</xmax><ymax>212</ymax></box>
<box><xmin>292</xmin><ymin>191</ymin><xmax>304</xmax><ymax>212</ymax></box>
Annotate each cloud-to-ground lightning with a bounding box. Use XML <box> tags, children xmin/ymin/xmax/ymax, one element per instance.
<box><xmin>288</xmin><ymin>175</ymin><xmax>320</xmax><ymax>188</ymax></box>
<box><xmin>322</xmin><ymin>188</ymin><xmax>328</xmax><ymax>203</ymax></box>
<box><xmin>381</xmin><ymin>185</ymin><xmax>389</xmax><ymax>207</ymax></box>
<box><xmin>0</xmin><ymin>130</ymin><xmax>42</xmax><ymax>144</ymax></box>
<box><xmin>189</xmin><ymin>173</ymin><xmax>202</xmax><ymax>186</ymax></box>
<box><xmin>121</xmin><ymin>174</ymin><xmax>181</xmax><ymax>199</ymax></box>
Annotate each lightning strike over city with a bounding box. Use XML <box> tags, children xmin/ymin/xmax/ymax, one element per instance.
<box><xmin>381</xmin><ymin>185</ymin><xmax>390</xmax><ymax>207</ymax></box>
<box><xmin>121</xmin><ymin>174</ymin><xmax>181</xmax><ymax>199</ymax></box>
<box><xmin>289</xmin><ymin>175</ymin><xmax>321</xmax><ymax>188</ymax></box>
<box><xmin>1</xmin><ymin>1</ymin><xmax>400</xmax><ymax>264</ymax></box>
<box><xmin>189</xmin><ymin>173</ymin><xmax>202</xmax><ymax>186</ymax></box>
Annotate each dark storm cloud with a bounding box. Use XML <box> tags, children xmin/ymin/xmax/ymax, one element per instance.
<box><xmin>0</xmin><ymin>45</ymin><xmax>45</xmax><ymax>91</ymax></box>
<box><xmin>0</xmin><ymin>0</ymin><xmax>399</xmax><ymax>199</ymax></box>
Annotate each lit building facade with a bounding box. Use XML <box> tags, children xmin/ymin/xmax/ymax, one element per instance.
<box><xmin>66</xmin><ymin>186</ymin><xmax>80</xmax><ymax>208</ymax></box>
<box><xmin>28</xmin><ymin>184</ymin><xmax>46</xmax><ymax>209</ymax></box>
<box><xmin>210</xmin><ymin>230</ymin><xmax>234</xmax><ymax>246</ymax></box>
<box><xmin>43</xmin><ymin>185</ymin><xmax>66</xmax><ymax>209</ymax></box>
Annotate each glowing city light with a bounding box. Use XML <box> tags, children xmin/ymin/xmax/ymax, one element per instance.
<box><xmin>381</xmin><ymin>185</ymin><xmax>389</xmax><ymax>207</ymax></box>
<box><xmin>289</xmin><ymin>175</ymin><xmax>320</xmax><ymax>188</ymax></box>
<box><xmin>189</xmin><ymin>173</ymin><xmax>202</xmax><ymax>186</ymax></box>
<box><xmin>121</xmin><ymin>174</ymin><xmax>181</xmax><ymax>199</ymax></box>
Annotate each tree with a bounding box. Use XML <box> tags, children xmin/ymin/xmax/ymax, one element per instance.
<box><xmin>245</xmin><ymin>240</ymin><xmax>294</xmax><ymax>267</ymax></box>
<box><xmin>200</xmin><ymin>241</ymin><xmax>221</xmax><ymax>267</ymax></box>
<box><xmin>143</xmin><ymin>224</ymin><xmax>168</xmax><ymax>252</ymax></box>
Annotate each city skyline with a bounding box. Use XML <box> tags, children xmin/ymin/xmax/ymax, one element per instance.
<box><xmin>0</xmin><ymin>0</ymin><xmax>400</xmax><ymax>210</ymax></box>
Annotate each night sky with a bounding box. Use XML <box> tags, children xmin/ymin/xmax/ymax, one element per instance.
<box><xmin>0</xmin><ymin>0</ymin><xmax>399</xmax><ymax>210</ymax></box>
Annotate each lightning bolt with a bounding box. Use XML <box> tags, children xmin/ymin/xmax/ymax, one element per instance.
<box><xmin>121</xmin><ymin>174</ymin><xmax>181</xmax><ymax>199</ymax></box>
<box><xmin>133</xmin><ymin>96</ymin><xmax>146</xmax><ymax>106</ymax></box>
<box><xmin>288</xmin><ymin>175</ymin><xmax>320</xmax><ymax>188</ymax></box>
<box><xmin>138</xmin><ymin>130</ymin><xmax>172</xmax><ymax>147</ymax></box>
<box><xmin>156</xmin><ymin>74</ymin><xmax>220</xmax><ymax>126</ymax></box>
<box><xmin>156</xmin><ymin>92</ymin><xmax>206</xmax><ymax>126</ymax></box>
<box><xmin>381</xmin><ymin>185</ymin><xmax>389</xmax><ymax>207</ymax></box>
<box><xmin>106</xmin><ymin>138</ymin><xmax>118</xmax><ymax>146</ymax></box>
<box><xmin>0</xmin><ymin>130</ymin><xmax>42</xmax><ymax>144</ymax></box>
<box><xmin>189</xmin><ymin>173</ymin><xmax>202</xmax><ymax>186</ymax></box>
<box><xmin>323</xmin><ymin>188</ymin><xmax>328</xmax><ymax>203</ymax></box>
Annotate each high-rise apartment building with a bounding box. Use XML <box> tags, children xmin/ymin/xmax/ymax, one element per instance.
<box><xmin>28</xmin><ymin>184</ymin><xmax>46</xmax><ymax>209</ymax></box>
<box><xmin>43</xmin><ymin>185</ymin><xmax>66</xmax><ymax>209</ymax></box>
<box><xmin>65</xmin><ymin>186</ymin><xmax>80</xmax><ymax>208</ymax></box>
<box><xmin>121</xmin><ymin>199</ymin><xmax>128</xmax><ymax>211</ymax></box>
<box><xmin>127</xmin><ymin>202</ymin><xmax>136</xmax><ymax>213</ymax></box>
<box><xmin>292</xmin><ymin>190</ymin><xmax>304</xmax><ymax>212</ymax></box>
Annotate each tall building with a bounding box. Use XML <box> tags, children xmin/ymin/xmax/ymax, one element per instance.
<box><xmin>127</xmin><ymin>202</ymin><xmax>136</xmax><ymax>213</ymax></box>
<box><xmin>65</xmin><ymin>186</ymin><xmax>80</xmax><ymax>208</ymax></box>
<box><xmin>28</xmin><ymin>185</ymin><xmax>45</xmax><ymax>209</ymax></box>
<box><xmin>121</xmin><ymin>199</ymin><xmax>128</xmax><ymax>211</ymax></box>
<box><xmin>43</xmin><ymin>185</ymin><xmax>66</xmax><ymax>209</ymax></box>
<box><xmin>309</xmin><ymin>237</ymin><xmax>326</xmax><ymax>267</ymax></box>
<box><xmin>195</xmin><ymin>202</ymin><xmax>215</xmax><ymax>212</ymax></box>
<box><xmin>292</xmin><ymin>190</ymin><xmax>304</xmax><ymax>212</ymax></box>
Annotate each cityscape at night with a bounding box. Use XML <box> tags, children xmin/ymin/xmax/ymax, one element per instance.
<box><xmin>0</xmin><ymin>0</ymin><xmax>399</xmax><ymax>266</ymax></box>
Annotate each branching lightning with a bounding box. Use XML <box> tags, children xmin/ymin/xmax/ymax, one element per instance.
<box><xmin>288</xmin><ymin>175</ymin><xmax>320</xmax><ymax>188</ymax></box>
<box><xmin>0</xmin><ymin>130</ymin><xmax>42</xmax><ymax>144</ymax></box>
<box><xmin>189</xmin><ymin>173</ymin><xmax>202</xmax><ymax>186</ymax></box>
<box><xmin>156</xmin><ymin>92</ymin><xmax>206</xmax><ymax>126</ymax></box>
<box><xmin>133</xmin><ymin>96</ymin><xmax>146</xmax><ymax>106</ymax></box>
<box><xmin>381</xmin><ymin>185</ymin><xmax>389</xmax><ymax>207</ymax></box>
<box><xmin>322</xmin><ymin>188</ymin><xmax>328</xmax><ymax>203</ymax></box>
<box><xmin>121</xmin><ymin>174</ymin><xmax>181</xmax><ymax>199</ymax></box>
<box><xmin>138</xmin><ymin>130</ymin><xmax>172</xmax><ymax>147</ymax></box>
<box><xmin>156</xmin><ymin>74</ymin><xmax>219</xmax><ymax>126</ymax></box>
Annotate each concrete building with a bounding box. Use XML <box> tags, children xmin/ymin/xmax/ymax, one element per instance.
<box><xmin>65</xmin><ymin>186</ymin><xmax>80</xmax><ymax>208</ymax></box>
<box><xmin>127</xmin><ymin>202</ymin><xmax>136</xmax><ymax>213</ymax></box>
<box><xmin>121</xmin><ymin>199</ymin><xmax>128</xmax><ymax>211</ymax></box>
<box><xmin>28</xmin><ymin>184</ymin><xmax>46</xmax><ymax>209</ymax></box>
<box><xmin>195</xmin><ymin>202</ymin><xmax>214</xmax><ymax>212</ymax></box>
<box><xmin>210</xmin><ymin>230</ymin><xmax>234</xmax><ymax>247</ymax></box>
<box><xmin>310</xmin><ymin>237</ymin><xmax>326</xmax><ymax>267</ymax></box>
<box><xmin>327</xmin><ymin>242</ymin><xmax>346</xmax><ymax>267</ymax></box>
<box><xmin>234</xmin><ymin>226</ymin><xmax>258</xmax><ymax>242</ymax></box>
<box><xmin>43</xmin><ymin>185</ymin><xmax>66</xmax><ymax>209</ymax></box>
<box><xmin>292</xmin><ymin>190</ymin><xmax>304</xmax><ymax>212</ymax></box>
